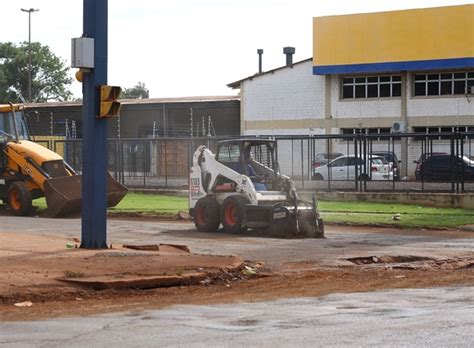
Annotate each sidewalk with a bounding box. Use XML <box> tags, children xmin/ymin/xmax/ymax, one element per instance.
<box><xmin>0</xmin><ymin>232</ymin><xmax>244</xmax><ymax>303</ymax></box>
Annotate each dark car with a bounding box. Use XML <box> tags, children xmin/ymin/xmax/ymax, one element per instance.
<box><xmin>371</xmin><ymin>151</ymin><xmax>401</xmax><ymax>180</ymax></box>
<box><xmin>312</xmin><ymin>152</ymin><xmax>344</xmax><ymax>168</ymax></box>
<box><xmin>416</xmin><ymin>154</ymin><xmax>474</xmax><ymax>181</ymax></box>
<box><xmin>414</xmin><ymin>152</ymin><xmax>448</xmax><ymax>180</ymax></box>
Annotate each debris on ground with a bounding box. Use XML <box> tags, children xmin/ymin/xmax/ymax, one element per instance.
<box><xmin>177</xmin><ymin>211</ymin><xmax>191</xmax><ymax>220</ymax></box>
<box><xmin>242</xmin><ymin>265</ymin><xmax>257</xmax><ymax>276</ymax></box>
<box><xmin>14</xmin><ymin>301</ymin><xmax>33</xmax><ymax>307</ymax></box>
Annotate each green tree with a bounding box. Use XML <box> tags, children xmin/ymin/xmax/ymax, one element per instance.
<box><xmin>121</xmin><ymin>81</ymin><xmax>149</xmax><ymax>99</ymax></box>
<box><xmin>0</xmin><ymin>42</ymin><xmax>72</xmax><ymax>103</ymax></box>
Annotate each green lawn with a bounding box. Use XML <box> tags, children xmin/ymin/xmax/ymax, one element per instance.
<box><xmin>317</xmin><ymin>201</ymin><xmax>474</xmax><ymax>228</ymax></box>
<box><xmin>33</xmin><ymin>192</ymin><xmax>474</xmax><ymax>229</ymax></box>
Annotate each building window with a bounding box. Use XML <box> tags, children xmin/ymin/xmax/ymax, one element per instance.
<box><xmin>341</xmin><ymin>127</ymin><xmax>399</xmax><ymax>140</ymax></box>
<box><xmin>341</xmin><ymin>75</ymin><xmax>401</xmax><ymax>99</ymax></box>
<box><xmin>413</xmin><ymin>71</ymin><xmax>474</xmax><ymax>96</ymax></box>
<box><xmin>413</xmin><ymin>126</ymin><xmax>474</xmax><ymax>141</ymax></box>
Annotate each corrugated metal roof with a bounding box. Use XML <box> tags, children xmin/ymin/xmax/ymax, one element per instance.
<box><xmin>227</xmin><ymin>58</ymin><xmax>313</xmax><ymax>89</ymax></box>
<box><xmin>24</xmin><ymin>95</ymin><xmax>240</xmax><ymax>108</ymax></box>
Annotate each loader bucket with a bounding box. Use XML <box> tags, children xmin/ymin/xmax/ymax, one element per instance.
<box><xmin>43</xmin><ymin>173</ymin><xmax>128</xmax><ymax>217</ymax></box>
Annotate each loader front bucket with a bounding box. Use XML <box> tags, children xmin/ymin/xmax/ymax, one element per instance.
<box><xmin>43</xmin><ymin>173</ymin><xmax>128</xmax><ymax>217</ymax></box>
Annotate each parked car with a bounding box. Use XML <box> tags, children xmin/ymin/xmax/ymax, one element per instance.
<box><xmin>414</xmin><ymin>152</ymin><xmax>448</xmax><ymax>180</ymax></box>
<box><xmin>415</xmin><ymin>154</ymin><xmax>474</xmax><ymax>181</ymax></box>
<box><xmin>312</xmin><ymin>155</ymin><xmax>393</xmax><ymax>181</ymax></box>
<box><xmin>312</xmin><ymin>152</ymin><xmax>344</xmax><ymax>168</ymax></box>
<box><xmin>371</xmin><ymin>151</ymin><xmax>401</xmax><ymax>180</ymax></box>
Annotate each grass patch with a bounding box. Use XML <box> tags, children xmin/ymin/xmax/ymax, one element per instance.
<box><xmin>33</xmin><ymin>192</ymin><xmax>474</xmax><ymax>229</ymax></box>
<box><xmin>318</xmin><ymin>201</ymin><xmax>474</xmax><ymax>228</ymax></box>
<box><xmin>109</xmin><ymin>192</ymin><xmax>187</xmax><ymax>215</ymax></box>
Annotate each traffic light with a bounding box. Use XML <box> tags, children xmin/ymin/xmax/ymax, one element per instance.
<box><xmin>98</xmin><ymin>85</ymin><xmax>122</xmax><ymax>118</ymax></box>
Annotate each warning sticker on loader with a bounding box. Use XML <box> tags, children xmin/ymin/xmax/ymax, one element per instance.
<box><xmin>190</xmin><ymin>178</ymin><xmax>202</xmax><ymax>199</ymax></box>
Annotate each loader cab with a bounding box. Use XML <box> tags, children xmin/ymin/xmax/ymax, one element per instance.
<box><xmin>216</xmin><ymin>139</ymin><xmax>279</xmax><ymax>190</ymax></box>
<box><xmin>0</xmin><ymin>105</ymin><xmax>30</xmax><ymax>143</ymax></box>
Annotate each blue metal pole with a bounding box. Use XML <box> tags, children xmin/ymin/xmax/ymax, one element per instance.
<box><xmin>81</xmin><ymin>0</ymin><xmax>108</xmax><ymax>248</ymax></box>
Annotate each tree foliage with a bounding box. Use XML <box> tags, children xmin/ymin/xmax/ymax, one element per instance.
<box><xmin>0</xmin><ymin>42</ymin><xmax>72</xmax><ymax>103</ymax></box>
<box><xmin>121</xmin><ymin>81</ymin><xmax>149</xmax><ymax>99</ymax></box>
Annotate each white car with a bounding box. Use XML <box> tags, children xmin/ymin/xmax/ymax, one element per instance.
<box><xmin>312</xmin><ymin>155</ymin><xmax>393</xmax><ymax>181</ymax></box>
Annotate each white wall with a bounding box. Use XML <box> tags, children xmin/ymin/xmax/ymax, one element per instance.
<box><xmin>242</xmin><ymin>60</ymin><xmax>325</xmax><ymax>124</ymax></box>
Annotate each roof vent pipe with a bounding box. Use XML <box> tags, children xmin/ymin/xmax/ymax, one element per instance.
<box><xmin>283</xmin><ymin>47</ymin><xmax>295</xmax><ymax>66</ymax></box>
<box><xmin>257</xmin><ymin>49</ymin><xmax>264</xmax><ymax>73</ymax></box>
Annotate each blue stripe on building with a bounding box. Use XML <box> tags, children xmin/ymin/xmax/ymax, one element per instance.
<box><xmin>313</xmin><ymin>57</ymin><xmax>474</xmax><ymax>75</ymax></box>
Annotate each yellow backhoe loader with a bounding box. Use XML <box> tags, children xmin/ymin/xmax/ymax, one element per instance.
<box><xmin>0</xmin><ymin>103</ymin><xmax>127</xmax><ymax>217</ymax></box>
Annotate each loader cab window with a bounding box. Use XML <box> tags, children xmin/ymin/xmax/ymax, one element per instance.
<box><xmin>217</xmin><ymin>144</ymin><xmax>241</xmax><ymax>163</ymax></box>
<box><xmin>0</xmin><ymin>111</ymin><xmax>29</xmax><ymax>141</ymax></box>
<box><xmin>248</xmin><ymin>144</ymin><xmax>275</xmax><ymax>170</ymax></box>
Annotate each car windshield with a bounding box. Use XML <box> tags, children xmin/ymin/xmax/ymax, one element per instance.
<box><xmin>0</xmin><ymin>111</ymin><xmax>29</xmax><ymax>141</ymax></box>
<box><xmin>370</xmin><ymin>158</ymin><xmax>384</xmax><ymax>165</ymax></box>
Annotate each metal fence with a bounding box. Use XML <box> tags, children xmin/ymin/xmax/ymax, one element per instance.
<box><xmin>40</xmin><ymin>132</ymin><xmax>474</xmax><ymax>193</ymax></box>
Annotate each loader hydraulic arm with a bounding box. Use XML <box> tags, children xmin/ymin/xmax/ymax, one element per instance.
<box><xmin>4</xmin><ymin>144</ymin><xmax>48</xmax><ymax>189</ymax></box>
<box><xmin>192</xmin><ymin>146</ymin><xmax>259</xmax><ymax>205</ymax></box>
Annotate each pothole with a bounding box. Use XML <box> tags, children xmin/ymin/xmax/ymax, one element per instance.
<box><xmin>347</xmin><ymin>255</ymin><xmax>433</xmax><ymax>265</ymax></box>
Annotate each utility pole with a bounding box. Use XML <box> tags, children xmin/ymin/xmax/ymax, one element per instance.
<box><xmin>81</xmin><ymin>0</ymin><xmax>108</xmax><ymax>248</ymax></box>
<box><xmin>20</xmin><ymin>8</ymin><xmax>39</xmax><ymax>103</ymax></box>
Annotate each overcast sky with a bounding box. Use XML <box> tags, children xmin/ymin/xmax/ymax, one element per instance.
<box><xmin>2</xmin><ymin>0</ymin><xmax>472</xmax><ymax>99</ymax></box>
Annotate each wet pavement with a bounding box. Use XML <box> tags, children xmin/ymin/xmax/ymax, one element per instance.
<box><xmin>1</xmin><ymin>286</ymin><xmax>473</xmax><ymax>347</ymax></box>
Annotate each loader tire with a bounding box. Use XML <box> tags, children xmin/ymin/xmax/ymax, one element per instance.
<box><xmin>221</xmin><ymin>196</ymin><xmax>249</xmax><ymax>234</ymax></box>
<box><xmin>8</xmin><ymin>181</ymin><xmax>32</xmax><ymax>216</ymax></box>
<box><xmin>194</xmin><ymin>197</ymin><xmax>220</xmax><ymax>232</ymax></box>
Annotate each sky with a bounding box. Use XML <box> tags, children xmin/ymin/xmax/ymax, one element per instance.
<box><xmin>2</xmin><ymin>0</ymin><xmax>472</xmax><ymax>100</ymax></box>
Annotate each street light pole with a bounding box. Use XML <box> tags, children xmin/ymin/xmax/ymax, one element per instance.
<box><xmin>20</xmin><ymin>8</ymin><xmax>39</xmax><ymax>103</ymax></box>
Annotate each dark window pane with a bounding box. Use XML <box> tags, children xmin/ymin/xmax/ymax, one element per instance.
<box><xmin>468</xmin><ymin>72</ymin><xmax>474</xmax><ymax>78</ymax></box>
<box><xmin>367</xmin><ymin>84</ymin><xmax>378</xmax><ymax>98</ymax></box>
<box><xmin>343</xmin><ymin>77</ymin><xmax>353</xmax><ymax>84</ymax></box>
<box><xmin>342</xmin><ymin>128</ymin><xmax>354</xmax><ymax>135</ymax></box>
<box><xmin>440</xmin><ymin>127</ymin><xmax>452</xmax><ymax>140</ymax></box>
<box><xmin>367</xmin><ymin>77</ymin><xmax>378</xmax><ymax>83</ymax></box>
<box><xmin>355</xmin><ymin>77</ymin><xmax>366</xmax><ymax>83</ymax></box>
<box><xmin>428</xmin><ymin>74</ymin><xmax>439</xmax><ymax>80</ymax></box>
<box><xmin>440</xmin><ymin>73</ymin><xmax>452</xmax><ymax>79</ymax></box>
<box><xmin>380</xmin><ymin>76</ymin><xmax>390</xmax><ymax>82</ymax></box>
<box><xmin>368</xmin><ymin>128</ymin><xmax>378</xmax><ymax>134</ymax></box>
<box><xmin>355</xmin><ymin>85</ymin><xmax>366</xmax><ymax>98</ymax></box>
<box><xmin>427</xmin><ymin>81</ymin><xmax>439</xmax><ymax>95</ymax></box>
<box><xmin>413</xmin><ymin>127</ymin><xmax>428</xmax><ymax>141</ymax></box>
<box><xmin>453</xmin><ymin>80</ymin><xmax>466</xmax><ymax>94</ymax></box>
<box><xmin>342</xmin><ymin>85</ymin><xmax>353</xmax><ymax>98</ymax></box>
<box><xmin>454</xmin><ymin>72</ymin><xmax>465</xmax><ymax>79</ymax></box>
<box><xmin>392</xmin><ymin>83</ymin><xmax>401</xmax><ymax>97</ymax></box>
<box><xmin>468</xmin><ymin>79</ymin><xmax>474</xmax><ymax>86</ymax></box>
<box><xmin>392</xmin><ymin>76</ymin><xmax>401</xmax><ymax>81</ymax></box>
<box><xmin>380</xmin><ymin>84</ymin><xmax>390</xmax><ymax>97</ymax></box>
<box><xmin>379</xmin><ymin>128</ymin><xmax>391</xmax><ymax>134</ymax></box>
<box><xmin>440</xmin><ymin>81</ymin><xmax>452</xmax><ymax>95</ymax></box>
<box><xmin>414</xmin><ymin>74</ymin><xmax>426</xmax><ymax>81</ymax></box>
<box><xmin>414</xmin><ymin>82</ymin><xmax>426</xmax><ymax>96</ymax></box>
<box><xmin>413</xmin><ymin>127</ymin><xmax>426</xmax><ymax>133</ymax></box>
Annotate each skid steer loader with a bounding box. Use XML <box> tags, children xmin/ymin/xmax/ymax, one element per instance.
<box><xmin>189</xmin><ymin>139</ymin><xmax>324</xmax><ymax>238</ymax></box>
<box><xmin>0</xmin><ymin>103</ymin><xmax>127</xmax><ymax>217</ymax></box>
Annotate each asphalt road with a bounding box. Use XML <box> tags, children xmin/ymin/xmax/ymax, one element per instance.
<box><xmin>1</xmin><ymin>216</ymin><xmax>473</xmax><ymax>347</ymax></box>
<box><xmin>1</xmin><ymin>286</ymin><xmax>473</xmax><ymax>347</ymax></box>
<box><xmin>1</xmin><ymin>216</ymin><xmax>473</xmax><ymax>269</ymax></box>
